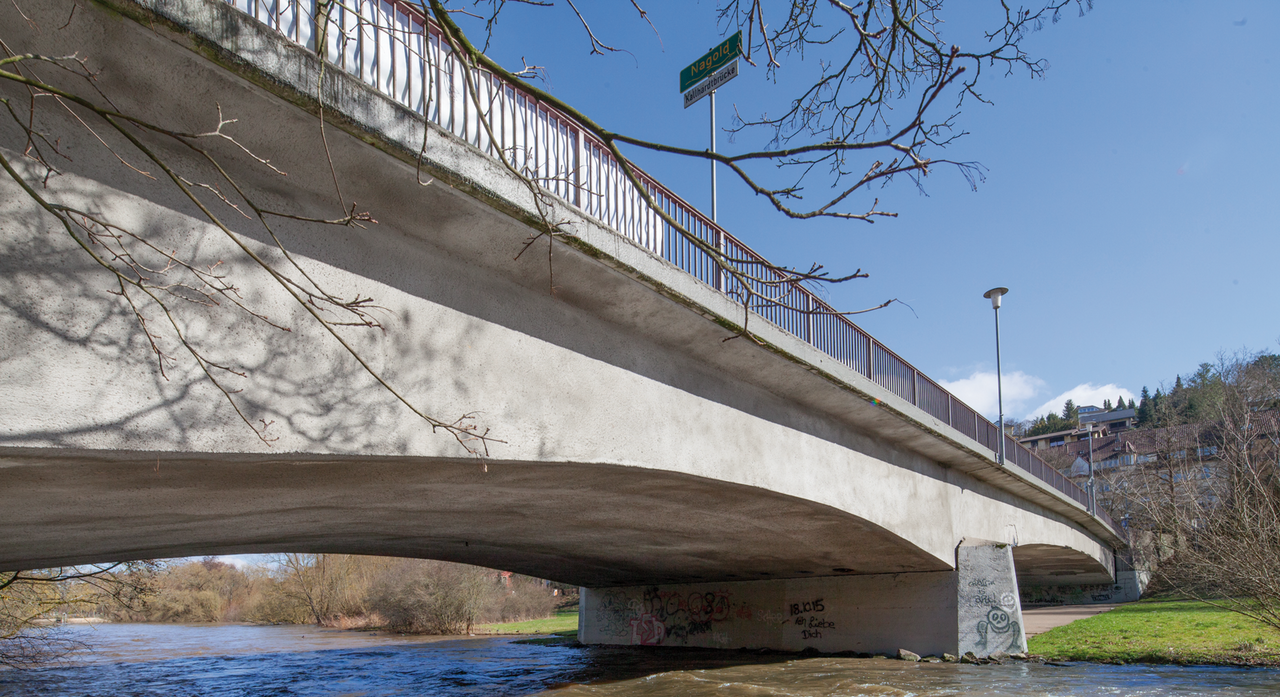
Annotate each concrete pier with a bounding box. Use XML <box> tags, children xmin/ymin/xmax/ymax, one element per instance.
<box><xmin>580</xmin><ymin>539</ymin><xmax>1026</xmax><ymax>657</ymax></box>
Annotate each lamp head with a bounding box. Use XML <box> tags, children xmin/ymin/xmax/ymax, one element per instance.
<box><xmin>983</xmin><ymin>287</ymin><xmax>1009</xmax><ymax>310</ymax></box>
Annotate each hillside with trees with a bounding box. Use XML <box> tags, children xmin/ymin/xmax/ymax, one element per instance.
<box><xmin>1102</xmin><ymin>351</ymin><xmax>1280</xmax><ymax>632</ymax></box>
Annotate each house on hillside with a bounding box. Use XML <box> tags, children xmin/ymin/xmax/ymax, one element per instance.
<box><xmin>1016</xmin><ymin>425</ymin><xmax>1102</xmax><ymax>451</ymax></box>
<box><xmin>1080</xmin><ymin>407</ymin><xmax>1137</xmax><ymax>433</ymax></box>
<box><xmin>1055</xmin><ymin>425</ymin><xmax>1223</xmax><ymax>517</ymax></box>
<box><xmin>1017</xmin><ymin>406</ymin><xmax>1137</xmax><ymax>451</ymax></box>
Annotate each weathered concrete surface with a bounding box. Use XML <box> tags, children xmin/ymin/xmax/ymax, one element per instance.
<box><xmin>580</xmin><ymin>573</ymin><xmax>958</xmax><ymax>656</ymax></box>
<box><xmin>956</xmin><ymin>540</ymin><xmax>1026</xmax><ymax>655</ymax></box>
<box><xmin>1</xmin><ymin>0</ymin><xmax>1116</xmax><ymax>589</ymax></box>
<box><xmin>580</xmin><ymin>540</ymin><xmax>1024</xmax><ymax>657</ymax></box>
<box><xmin>1020</xmin><ymin>571</ymin><xmax>1148</xmax><ymax>607</ymax></box>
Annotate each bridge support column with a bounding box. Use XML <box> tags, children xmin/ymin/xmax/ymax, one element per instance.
<box><xmin>956</xmin><ymin>539</ymin><xmax>1027</xmax><ymax>656</ymax></box>
<box><xmin>579</xmin><ymin>540</ymin><xmax>1025</xmax><ymax>658</ymax></box>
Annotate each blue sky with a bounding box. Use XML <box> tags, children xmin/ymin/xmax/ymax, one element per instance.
<box><xmin>452</xmin><ymin>1</ymin><xmax>1280</xmax><ymax>423</ymax></box>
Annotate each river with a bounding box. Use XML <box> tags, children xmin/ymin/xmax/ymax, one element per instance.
<box><xmin>1</xmin><ymin>624</ymin><xmax>1276</xmax><ymax>696</ymax></box>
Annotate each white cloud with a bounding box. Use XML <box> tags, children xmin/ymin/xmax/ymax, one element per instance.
<box><xmin>212</xmin><ymin>554</ymin><xmax>273</xmax><ymax>569</ymax></box>
<box><xmin>939</xmin><ymin>370</ymin><xmax>1045</xmax><ymax>421</ymax></box>
<box><xmin>1023</xmin><ymin>384</ymin><xmax>1137</xmax><ymax>422</ymax></box>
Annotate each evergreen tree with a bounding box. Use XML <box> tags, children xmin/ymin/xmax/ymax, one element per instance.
<box><xmin>1025</xmin><ymin>412</ymin><xmax>1076</xmax><ymax>438</ymax></box>
<box><xmin>1127</xmin><ymin>398</ymin><xmax>1136</xmax><ymax>410</ymax></box>
<box><xmin>1116</xmin><ymin>394</ymin><xmax>1127</xmax><ymax>411</ymax></box>
<box><xmin>1103</xmin><ymin>399</ymin><xmax>1112</xmax><ymax>411</ymax></box>
<box><xmin>1061</xmin><ymin>399</ymin><xmax>1078</xmax><ymax>424</ymax></box>
<box><xmin>1136</xmin><ymin>386</ymin><xmax>1153</xmax><ymax>427</ymax></box>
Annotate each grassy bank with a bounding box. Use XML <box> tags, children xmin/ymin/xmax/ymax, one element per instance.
<box><xmin>1029</xmin><ymin>599</ymin><xmax>1280</xmax><ymax>666</ymax></box>
<box><xmin>475</xmin><ymin>607</ymin><xmax>578</xmax><ymax>635</ymax></box>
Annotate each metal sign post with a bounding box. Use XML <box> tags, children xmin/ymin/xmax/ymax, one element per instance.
<box><xmin>680</xmin><ymin>32</ymin><xmax>742</xmax><ymax>223</ymax></box>
<box><xmin>710</xmin><ymin>91</ymin><xmax>716</xmax><ymax>222</ymax></box>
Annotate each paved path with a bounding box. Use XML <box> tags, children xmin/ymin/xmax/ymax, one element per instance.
<box><xmin>1022</xmin><ymin>604</ymin><xmax>1123</xmax><ymax>638</ymax></box>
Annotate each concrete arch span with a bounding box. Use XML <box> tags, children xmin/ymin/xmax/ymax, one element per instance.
<box><xmin>1012</xmin><ymin>543</ymin><xmax>1114</xmax><ymax>587</ymax></box>
<box><xmin>0</xmin><ymin>450</ymin><xmax>950</xmax><ymax>585</ymax></box>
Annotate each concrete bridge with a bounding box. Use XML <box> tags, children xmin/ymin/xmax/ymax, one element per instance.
<box><xmin>0</xmin><ymin>0</ymin><xmax>1128</xmax><ymax>657</ymax></box>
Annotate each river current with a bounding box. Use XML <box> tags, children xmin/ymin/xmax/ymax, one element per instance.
<box><xmin>0</xmin><ymin>623</ymin><xmax>1276</xmax><ymax>696</ymax></box>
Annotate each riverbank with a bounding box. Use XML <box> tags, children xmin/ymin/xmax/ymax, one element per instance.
<box><xmin>477</xmin><ymin>607</ymin><xmax>578</xmax><ymax>635</ymax></box>
<box><xmin>1028</xmin><ymin>599</ymin><xmax>1280</xmax><ymax>666</ymax></box>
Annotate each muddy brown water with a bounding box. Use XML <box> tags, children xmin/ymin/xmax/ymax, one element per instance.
<box><xmin>0</xmin><ymin>623</ymin><xmax>1276</xmax><ymax>696</ymax></box>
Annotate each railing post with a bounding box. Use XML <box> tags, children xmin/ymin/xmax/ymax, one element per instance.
<box><xmin>869</xmin><ymin>339</ymin><xmax>877</xmax><ymax>384</ymax></box>
<box><xmin>712</xmin><ymin>226</ymin><xmax>723</xmax><ymax>292</ymax></box>
<box><xmin>803</xmin><ymin>294</ymin><xmax>812</xmax><ymax>343</ymax></box>
<box><xmin>573</xmin><ymin>129</ymin><xmax>583</xmax><ymax>208</ymax></box>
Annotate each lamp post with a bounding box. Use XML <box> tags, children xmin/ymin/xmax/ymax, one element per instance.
<box><xmin>983</xmin><ymin>287</ymin><xmax>1009</xmax><ymax>466</ymax></box>
<box><xmin>1086</xmin><ymin>422</ymin><xmax>1096</xmax><ymax>516</ymax></box>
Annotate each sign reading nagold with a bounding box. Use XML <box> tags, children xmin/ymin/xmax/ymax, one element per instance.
<box><xmin>679</xmin><ymin>31</ymin><xmax>742</xmax><ymax>93</ymax></box>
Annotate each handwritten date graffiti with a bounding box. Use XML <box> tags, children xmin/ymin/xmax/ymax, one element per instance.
<box><xmin>789</xmin><ymin>599</ymin><xmax>824</xmax><ymax>616</ymax></box>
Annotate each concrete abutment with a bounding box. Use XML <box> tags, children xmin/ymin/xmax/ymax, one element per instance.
<box><xmin>579</xmin><ymin>539</ymin><xmax>1027</xmax><ymax>658</ymax></box>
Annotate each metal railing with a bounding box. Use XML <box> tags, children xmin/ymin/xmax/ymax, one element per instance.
<box><xmin>223</xmin><ymin>0</ymin><xmax>1118</xmax><ymax>533</ymax></box>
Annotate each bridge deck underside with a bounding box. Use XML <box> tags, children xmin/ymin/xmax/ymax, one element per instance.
<box><xmin>0</xmin><ymin>451</ymin><xmax>948</xmax><ymax>586</ymax></box>
<box><xmin>1013</xmin><ymin>543</ymin><xmax>1113</xmax><ymax>587</ymax></box>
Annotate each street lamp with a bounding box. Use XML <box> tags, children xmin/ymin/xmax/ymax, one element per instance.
<box><xmin>1086</xmin><ymin>422</ymin><xmax>1096</xmax><ymax>515</ymax></box>
<box><xmin>983</xmin><ymin>287</ymin><xmax>1009</xmax><ymax>466</ymax></box>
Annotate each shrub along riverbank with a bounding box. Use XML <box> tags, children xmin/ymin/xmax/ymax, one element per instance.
<box><xmin>96</xmin><ymin>556</ymin><xmax>565</xmax><ymax>634</ymax></box>
<box><xmin>1028</xmin><ymin>599</ymin><xmax>1280</xmax><ymax>666</ymax></box>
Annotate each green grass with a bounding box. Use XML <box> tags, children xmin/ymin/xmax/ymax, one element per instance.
<box><xmin>1028</xmin><ymin>599</ymin><xmax>1280</xmax><ymax>666</ymax></box>
<box><xmin>474</xmin><ymin>607</ymin><xmax>579</xmax><ymax>635</ymax></box>
<box><xmin>511</xmin><ymin>630</ymin><xmax>579</xmax><ymax>646</ymax></box>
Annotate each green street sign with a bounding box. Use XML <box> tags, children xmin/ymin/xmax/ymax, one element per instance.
<box><xmin>680</xmin><ymin>31</ymin><xmax>742</xmax><ymax>93</ymax></box>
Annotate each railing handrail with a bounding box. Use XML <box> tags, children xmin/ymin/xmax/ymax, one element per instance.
<box><xmin>222</xmin><ymin>0</ymin><xmax>1119</xmax><ymax>536</ymax></box>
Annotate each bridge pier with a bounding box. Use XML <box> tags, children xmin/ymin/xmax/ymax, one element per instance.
<box><xmin>579</xmin><ymin>539</ymin><xmax>1026</xmax><ymax>658</ymax></box>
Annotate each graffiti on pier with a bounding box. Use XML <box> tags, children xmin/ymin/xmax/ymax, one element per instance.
<box><xmin>974</xmin><ymin>592</ymin><xmax>1021</xmax><ymax>652</ymax></box>
<box><xmin>595</xmin><ymin>589</ymin><xmax>642</xmax><ymax>638</ymax></box>
<box><xmin>641</xmin><ymin>588</ymin><xmax>735</xmax><ymax>643</ymax></box>
<box><xmin>788</xmin><ymin>598</ymin><xmax>825</xmax><ymax>616</ymax></box>
<box><xmin>788</xmin><ymin>597</ymin><xmax>834</xmax><ymax>642</ymax></box>
<box><xmin>629</xmin><ymin>613</ymin><xmax>666</xmax><ymax>645</ymax></box>
<box><xmin>1020</xmin><ymin>583</ymin><xmax>1119</xmax><ymax>606</ymax></box>
<box><xmin>595</xmin><ymin>587</ymin><xmax>743</xmax><ymax>646</ymax></box>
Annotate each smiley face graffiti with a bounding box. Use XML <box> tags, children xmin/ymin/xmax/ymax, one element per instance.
<box><xmin>976</xmin><ymin>605</ymin><xmax>1022</xmax><ymax>652</ymax></box>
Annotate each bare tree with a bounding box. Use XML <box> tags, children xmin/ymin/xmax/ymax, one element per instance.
<box><xmin>457</xmin><ymin>0</ymin><xmax>1090</xmax><ymax>220</ymax></box>
<box><xmin>1103</xmin><ymin>352</ymin><xmax>1280</xmax><ymax>632</ymax></box>
<box><xmin>366</xmin><ymin>559</ymin><xmax>494</xmax><ymax>634</ymax></box>
<box><xmin>0</xmin><ymin>563</ymin><xmax>157</xmax><ymax>667</ymax></box>
<box><xmin>422</xmin><ymin>0</ymin><xmax>1091</xmax><ymax>332</ymax></box>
